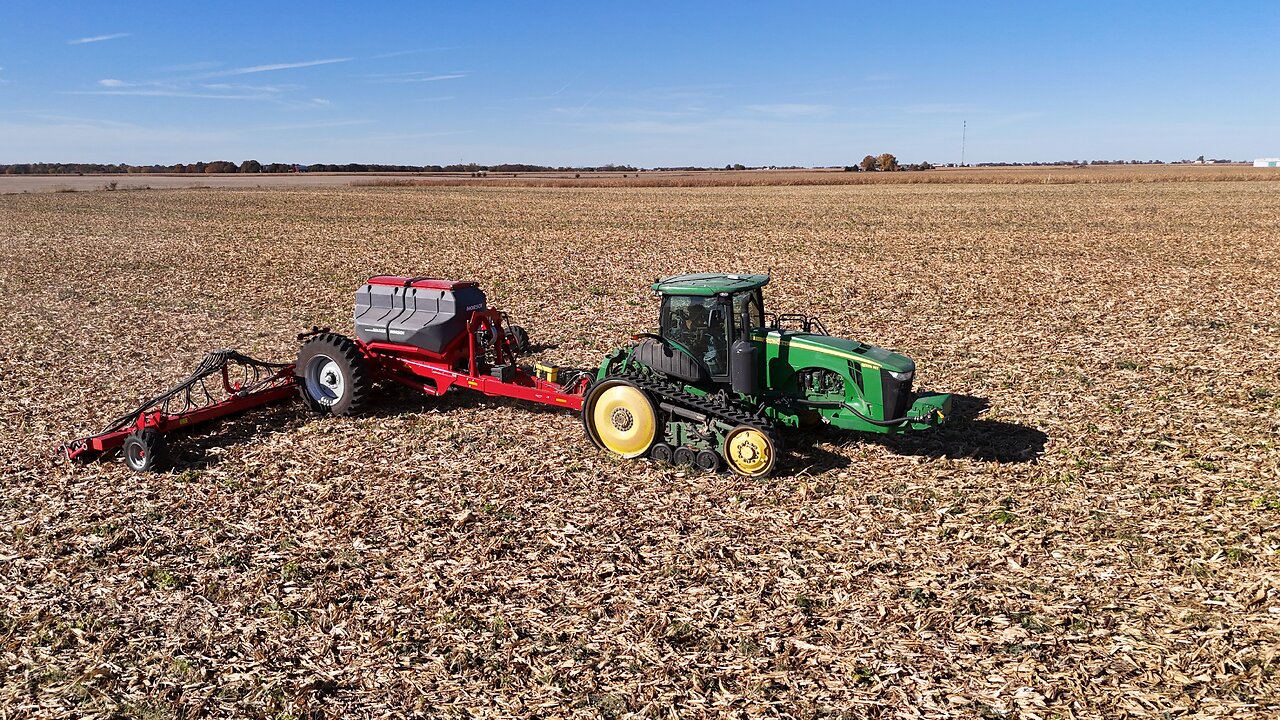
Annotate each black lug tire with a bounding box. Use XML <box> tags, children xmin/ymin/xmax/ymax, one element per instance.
<box><xmin>296</xmin><ymin>332</ymin><xmax>372</xmax><ymax>416</ymax></box>
<box><xmin>695</xmin><ymin>449</ymin><xmax>721</xmax><ymax>473</ymax></box>
<box><xmin>673</xmin><ymin>447</ymin><xmax>696</xmax><ymax>467</ymax></box>
<box><xmin>649</xmin><ymin>443</ymin><xmax>674</xmax><ymax>464</ymax></box>
<box><xmin>122</xmin><ymin>429</ymin><xmax>166</xmax><ymax>472</ymax></box>
<box><xmin>506</xmin><ymin>325</ymin><xmax>531</xmax><ymax>354</ymax></box>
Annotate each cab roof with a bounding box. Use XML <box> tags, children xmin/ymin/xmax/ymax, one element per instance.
<box><xmin>651</xmin><ymin>272</ymin><xmax>769</xmax><ymax>296</ymax></box>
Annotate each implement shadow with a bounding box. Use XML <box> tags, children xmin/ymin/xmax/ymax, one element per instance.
<box><xmin>357</xmin><ymin>379</ymin><xmax>578</xmax><ymax>419</ymax></box>
<box><xmin>784</xmin><ymin>394</ymin><xmax>1047</xmax><ymax>471</ymax></box>
<box><xmin>168</xmin><ymin>400</ymin><xmax>312</xmax><ymax>470</ymax></box>
<box><xmin>163</xmin><ymin>379</ymin><xmax>573</xmax><ymax>471</ymax></box>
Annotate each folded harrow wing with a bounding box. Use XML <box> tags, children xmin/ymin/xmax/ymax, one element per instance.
<box><xmin>62</xmin><ymin>349</ymin><xmax>298</xmax><ymax>471</ymax></box>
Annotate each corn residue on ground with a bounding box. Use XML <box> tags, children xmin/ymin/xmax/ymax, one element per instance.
<box><xmin>2</xmin><ymin>177</ymin><xmax>1278</xmax><ymax>718</ymax></box>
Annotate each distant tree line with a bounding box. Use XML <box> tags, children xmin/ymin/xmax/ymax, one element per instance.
<box><xmin>0</xmin><ymin>161</ymin><xmax>645</xmax><ymax>175</ymax></box>
<box><xmin>2</xmin><ymin>158</ymin><xmax>1237</xmax><ymax>176</ymax></box>
<box><xmin>843</xmin><ymin>153</ymin><xmax>917</xmax><ymax>172</ymax></box>
<box><xmin>973</xmin><ymin>159</ymin><xmax>1240</xmax><ymax>167</ymax></box>
<box><xmin>974</xmin><ymin>160</ymin><xmax>1166</xmax><ymax>167</ymax></box>
<box><xmin>0</xmin><ymin>161</ymin><xmax>299</xmax><ymax>175</ymax></box>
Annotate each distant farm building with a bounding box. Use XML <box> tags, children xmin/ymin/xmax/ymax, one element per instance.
<box><xmin>1255</xmin><ymin>158</ymin><xmax>1280</xmax><ymax>168</ymax></box>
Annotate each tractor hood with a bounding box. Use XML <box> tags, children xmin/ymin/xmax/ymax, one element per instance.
<box><xmin>751</xmin><ymin>329</ymin><xmax>917</xmax><ymax>376</ymax></box>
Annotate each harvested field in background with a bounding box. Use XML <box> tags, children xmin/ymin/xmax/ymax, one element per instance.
<box><xmin>4</xmin><ymin>163</ymin><xmax>1278</xmax><ymax>195</ymax></box>
<box><xmin>2</xmin><ymin>181</ymin><xmax>1278</xmax><ymax>718</ymax></box>
<box><xmin>352</xmin><ymin>164</ymin><xmax>1280</xmax><ymax>189</ymax></box>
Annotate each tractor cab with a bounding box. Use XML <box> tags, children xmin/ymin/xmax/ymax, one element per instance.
<box><xmin>652</xmin><ymin>273</ymin><xmax>768</xmax><ymax>391</ymax></box>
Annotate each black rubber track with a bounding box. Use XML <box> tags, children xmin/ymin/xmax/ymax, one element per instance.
<box><xmin>611</xmin><ymin>370</ymin><xmax>783</xmax><ymax>451</ymax></box>
<box><xmin>594</xmin><ymin>369</ymin><xmax>784</xmax><ymax>476</ymax></box>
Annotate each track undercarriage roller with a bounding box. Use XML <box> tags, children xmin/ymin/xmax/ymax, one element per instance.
<box><xmin>651</xmin><ymin>443</ymin><xmax>721</xmax><ymax>473</ymax></box>
<box><xmin>296</xmin><ymin>333</ymin><xmax>372</xmax><ymax>416</ymax></box>
<box><xmin>582</xmin><ymin>378</ymin><xmax>658</xmax><ymax>458</ymax></box>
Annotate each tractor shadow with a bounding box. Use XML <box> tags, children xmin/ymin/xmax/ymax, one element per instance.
<box><xmin>781</xmin><ymin>394</ymin><xmax>1047</xmax><ymax>473</ymax></box>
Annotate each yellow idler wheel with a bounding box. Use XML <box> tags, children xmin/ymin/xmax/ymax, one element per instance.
<box><xmin>722</xmin><ymin>425</ymin><xmax>776</xmax><ymax>477</ymax></box>
<box><xmin>583</xmin><ymin>379</ymin><xmax>658</xmax><ymax>459</ymax></box>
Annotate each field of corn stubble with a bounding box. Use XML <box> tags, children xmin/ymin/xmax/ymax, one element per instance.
<box><xmin>2</xmin><ymin>176</ymin><xmax>1278</xmax><ymax>719</ymax></box>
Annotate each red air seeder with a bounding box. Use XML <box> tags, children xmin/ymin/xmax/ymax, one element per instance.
<box><xmin>64</xmin><ymin>276</ymin><xmax>590</xmax><ymax>471</ymax></box>
<box><xmin>356</xmin><ymin>283</ymin><xmax>586</xmax><ymax>410</ymax></box>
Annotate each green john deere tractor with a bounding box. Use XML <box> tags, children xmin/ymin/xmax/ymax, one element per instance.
<box><xmin>582</xmin><ymin>273</ymin><xmax>951</xmax><ymax>477</ymax></box>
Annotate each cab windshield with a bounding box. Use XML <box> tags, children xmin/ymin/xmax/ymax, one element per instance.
<box><xmin>661</xmin><ymin>295</ymin><xmax>729</xmax><ymax>376</ymax></box>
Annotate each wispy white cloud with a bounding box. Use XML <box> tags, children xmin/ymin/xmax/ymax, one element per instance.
<box><xmin>69</xmin><ymin>33</ymin><xmax>130</xmax><ymax>45</ymax></box>
<box><xmin>200</xmin><ymin>82</ymin><xmax>300</xmax><ymax>93</ymax></box>
<box><xmin>254</xmin><ymin>119</ymin><xmax>375</xmax><ymax>132</ymax></box>
<box><xmin>370</xmin><ymin>47</ymin><xmax>456</xmax><ymax>59</ymax></box>
<box><xmin>85</xmin><ymin>76</ymin><xmax>306</xmax><ymax>102</ymax></box>
<box><xmin>69</xmin><ymin>89</ymin><xmax>271</xmax><ymax>101</ymax></box>
<box><xmin>372</xmin><ymin>73</ymin><xmax>466</xmax><ymax>84</ymax></box>
<box><xmin>359</xmin><ymin>70</ymin><xmax>468</xmax><ymax>83</ymax></box>
<box><xmin>203</xmin><ymin>57</ymin><xmax>352</xmax><ymax>77</ymax></box>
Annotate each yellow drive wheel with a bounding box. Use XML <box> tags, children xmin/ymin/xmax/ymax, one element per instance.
<box><xmin>583</xmin><ymin>379</ymin><xmax>657</xmax><ymax>459</ymax></box>
<box><xmin>723</xmin><ymin>425</ymin><xmax>776</xmax><ymax>477</ymax></box>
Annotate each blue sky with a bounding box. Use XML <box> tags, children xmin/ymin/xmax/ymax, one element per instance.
<box><xmin>1</xmin><ymin>2</ymin><xmax>1276</xmax><ymax>166</ymax></box>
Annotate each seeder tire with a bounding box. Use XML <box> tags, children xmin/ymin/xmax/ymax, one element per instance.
<box><xmin>122</xmin><ymin>429</ymin><xmax>166</xmax><ymax>472</ymax></box>
<box><xmin>506</xmin><ymin>325</ymin><xmax>531</xmax><ymax>354</ymax></box>
<box><xmin>296</xmin><ymin>333</ymin><xmax>371</xmax><ymax>416</ymax></box>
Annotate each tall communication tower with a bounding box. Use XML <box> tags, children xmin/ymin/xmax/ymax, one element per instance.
<box><xmin>961</xmin><ymin>120</ymin><xmax>967</xmax><ymax>167</ymax></box>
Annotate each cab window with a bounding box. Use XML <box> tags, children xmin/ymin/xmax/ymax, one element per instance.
<box><xmin>732</xmin><ymin>290</ymin><xmax>764</xmax><ymax>331</ymax></box>
<box><xmin>661</xmin><ymin>295</ymin><xmax>729</xmax><ymax>375</ymax></box>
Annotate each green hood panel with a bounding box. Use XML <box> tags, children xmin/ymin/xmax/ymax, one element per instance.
<box><xmin>751</xmin><ymin>330</ymin><xmax>916</xmax><ymax>374</ymax></box>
